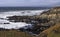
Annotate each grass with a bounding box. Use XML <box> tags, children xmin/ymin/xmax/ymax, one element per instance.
<box><xmin>39</xmin><ymin>23</ymin><xmax>60</xmax><ymax>37</ymax></box>
<box><xmin>0</xmin><ymin>30</ymin><xmax>32</xmax><ymax>37</ymax></box>
<box><xmin>47</xmin><ymin>31</ymin><xmax>60</xmax><ymax>37</ymax></box>
<box><xmin>48</xmin><ymin>23</ymin><xmax>60</xmax><ymax>37</ymax></box>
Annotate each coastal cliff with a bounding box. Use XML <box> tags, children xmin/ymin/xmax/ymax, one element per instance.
<box><xmin>38</xmin><ymin>7</ymin><xmax>60</xmax><ymax>37</ymax></box>
<box><xmin>0</xmin><ymin>7</ymin><xmax>60</xmax><ymax>37</ymax></box>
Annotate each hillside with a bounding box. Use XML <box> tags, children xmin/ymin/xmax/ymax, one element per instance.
<box><xmin>37</xmin><ymin>7</ymin><xmax>60</xmax><ymax>37</ymax></box>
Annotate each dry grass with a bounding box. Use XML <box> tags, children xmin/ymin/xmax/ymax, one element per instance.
<box><xmin>38</xmin><ymin>23</ymin><xmax>60</xmax><ymax>37</ymax></box>
<box><xmin>0</xmin><ymin>30</ymin><xmax>34</xmax><ymax>37</ymax></box>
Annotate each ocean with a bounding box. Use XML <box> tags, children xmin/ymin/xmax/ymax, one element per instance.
<box><xmin>0</xmin><ymin>7</ymin><xmax>51</xmax><ymax>12</ymax></box>
<box><xmin>0</xmin><ymin>7</ymin><xmax>51</xmax><ymax>29</ymax></box>
<box><xmin>0</xmin><ymin>7</ymin><xmax>51</xmax><ymax>35</ymax></box>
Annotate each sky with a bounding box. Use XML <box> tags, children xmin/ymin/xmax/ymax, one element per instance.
<box><xmin>0</xmin><ymin>0</ymin><xmax>60</xmax><ymax>7</ymax></box>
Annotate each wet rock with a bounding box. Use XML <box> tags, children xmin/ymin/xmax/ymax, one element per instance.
<box><xmin>6</xmin><ymin>15</ymin><xmax>53</xmax><ymax>35</ymax></box>
<box><xmin>4</xmin><ymin>23</ymin><xmax>10</xmax><ymax>24</ymax></box>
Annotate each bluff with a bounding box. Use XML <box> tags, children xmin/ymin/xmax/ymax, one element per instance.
<box><xmin>38</xmin><ymin>7</ymin><xmax>60</xmax><ymax>37</ymax></box>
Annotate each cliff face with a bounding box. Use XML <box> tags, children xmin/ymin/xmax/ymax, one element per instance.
<box><xmin>38</xmin><ymin>7</ymin><xmax>60</xmax><ymax>37</ymax></box>
<box><xmin>40</xmin><ymin>7</ymin><xmax>60</xmax><ymax>22</ymax></box>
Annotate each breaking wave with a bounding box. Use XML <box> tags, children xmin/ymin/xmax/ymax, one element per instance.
<box><xmin>0</xmin><ymin>10</ymin><xmax>47</xmax><ymax>29</ymax></box>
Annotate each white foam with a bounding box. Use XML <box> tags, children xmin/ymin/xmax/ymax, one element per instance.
<box><xmin>0</xmin><ymin>10</ymin><xmax>46</xmax><ymax>29</ymax></box>
<box><xmin>0</xmin><ymin>10</ymin><xmax>44</xmax><ymax>18</ymax></box>
<box><xmin>0</xmin><ymin>19</ymin><xmax>31</xmax><ymax>29</ymax></box>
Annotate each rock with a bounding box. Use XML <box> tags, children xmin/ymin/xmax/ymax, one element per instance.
<box><xmin>5</xmin><ymin>7</ymin><xmax>60</xmax><ymax>36</ymax></box>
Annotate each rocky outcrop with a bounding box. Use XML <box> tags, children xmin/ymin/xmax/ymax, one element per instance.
<box><xmin>38</xmin><ymin>7</ymin><xmax>60</xmax><ymax>37</ymax></box>
<box><xmin>4</xmin><ymin>7</ymin><xmax>60</xmax><ymax>36</ymax></box>
<box><xmin>7</xmin><ymin>15</ymin><xmax>51</xmax><ymax>35</ymax></box>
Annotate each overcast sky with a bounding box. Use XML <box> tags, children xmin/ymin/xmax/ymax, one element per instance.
<box><xmin>0</xmin><ymin>0</ymin><xmax>60</xmax><ymax>7</ymax></box>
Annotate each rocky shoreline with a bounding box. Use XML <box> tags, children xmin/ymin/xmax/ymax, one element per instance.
<box><xmin>6</xmin><ymin>7</ymin><xmax>57</xmax><ymax>35</ymax></box>
<box><xmin>0</xmin><ymin>7</ymin><xmax>60</xmax><ymax>37</ymax></box>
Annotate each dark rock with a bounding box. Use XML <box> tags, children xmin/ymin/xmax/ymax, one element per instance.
<box><xmin>0</xmin><ymin>22</ymin><xmax>10</xmax><ymax>24</ymax></box>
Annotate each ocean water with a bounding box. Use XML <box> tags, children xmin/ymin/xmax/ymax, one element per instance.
<box><xmin>0</xmin><ymin>10</ymin><xmax>45</xmax><ymax>29</ymax></box>
<box><xmin>0</xmin><ymin>7</ymin><xmax>51</xmax><ymax>35</ymax></box>
<box><xmin>0</xmin><ymin>7</ymin><xmax>50</xmax><ymax>34</ymax></box>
